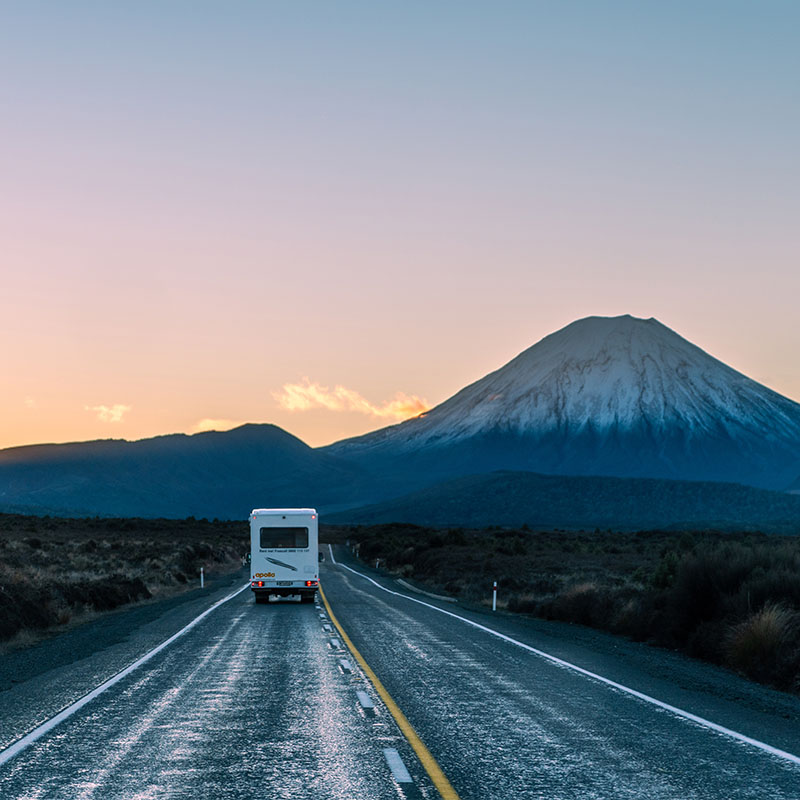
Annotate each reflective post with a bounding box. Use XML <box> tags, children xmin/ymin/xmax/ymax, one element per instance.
<box><xmin>492</xmin><ymin>581</ymin><xmax>497</xmax><ymax>611</ymax></box>
<box><xmin>200</xmin><ymin>567</ymin><xmax>204</xmax><ymax>588</ymax></box>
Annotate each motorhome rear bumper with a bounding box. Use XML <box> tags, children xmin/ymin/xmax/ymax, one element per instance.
<box><xmin>251</xmin><ymin>587</ymin><xmax>318</xmax><ymax>598</ymax></box>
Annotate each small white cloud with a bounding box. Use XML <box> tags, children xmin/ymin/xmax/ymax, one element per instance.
<box><xmin>85</xmin><ymin>404</ymin><xmax>132</xmax><ymax>423</ymax></box>
<box><xmin>192</xmin><ymin>418</ymin><xmax>245</xmax><ymax>433</ymax></box>
<box><xmin>273</xmin><ymin>379</ymin><xmax>429</xmax><ymax>421</ymax></box>
<box><xmin>24</xmin><ymin>397</ymin><xmax>36</xmax><ymax>408</ymax></box>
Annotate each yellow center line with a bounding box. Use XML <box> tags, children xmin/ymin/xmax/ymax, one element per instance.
<box><xmin>319</xmin><ymin>584</ymin><xmax>461</xmax><ymax>800</ymax></box>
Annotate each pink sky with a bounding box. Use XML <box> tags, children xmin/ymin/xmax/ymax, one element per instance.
<box><xmin>2</xmin><ymin>3</ymin><xmax>798</xmax><ymax>450</ymax></box>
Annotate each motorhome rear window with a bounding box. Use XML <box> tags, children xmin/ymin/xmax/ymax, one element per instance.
<box><xmin>259</xmin><ymin>527</ymin><xmax>309</xmax><ymax>549</ymax></box>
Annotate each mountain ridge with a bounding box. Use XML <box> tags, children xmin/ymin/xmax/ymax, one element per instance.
<box><xmin>0</xmin><ymin>424</ymin><xmax>367</xmax><ymax>519</ymax></box>
<box><xmin>326</xmin><ymin>470</ymin><xmax>800</xmax><ymax>534</ymax></box>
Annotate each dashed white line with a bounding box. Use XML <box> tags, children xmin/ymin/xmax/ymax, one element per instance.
<box><xmin>0</xmin><ymin>582</ymin><xmax>251</xmax><ymax>767</ymax></box>
<box><xmin>338</xmin><ymin>658</ymin><xmax>353</xmax><ymax>674</ymax></box>
<box><xmin>356</xmin><ymin>690</ymin><xmax>376</xmax><ymax>716</ymax></box>
<box><xmin>337</xmin><ymin>563</ymin><xmax>800</xmax><ymax>767</ymax></box>
<box><xmin>329</xmin><ymin>637</ymin><xmax>342</xmax><ymax>649</ymax></box>
<box><xmin>383</xmin><ymin>747</ymin><xmax>413</xmax><ymax>783</ymax></box>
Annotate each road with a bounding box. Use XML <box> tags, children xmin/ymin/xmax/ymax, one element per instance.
<box><xmin>1</xmin><ymin>547</ymin><xmax>799</xmax><ymax>799</ymax></box>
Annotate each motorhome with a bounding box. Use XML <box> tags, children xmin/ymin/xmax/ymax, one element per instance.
<box><xmin>249</xmin><ymin>508</ymin><xmax>319</xmax><ymax>603</ymax></box>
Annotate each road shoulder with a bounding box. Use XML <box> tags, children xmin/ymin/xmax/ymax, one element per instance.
<box><xmin>0</xmin><ymin>569</ymin><xmax>247</xmax><ymax>750</ymax></box>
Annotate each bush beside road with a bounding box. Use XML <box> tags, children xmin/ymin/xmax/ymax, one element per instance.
<box><xmin>0</xmin><ymin>514</ymin><xmax>247</xmax><ymax>648</ymax></box>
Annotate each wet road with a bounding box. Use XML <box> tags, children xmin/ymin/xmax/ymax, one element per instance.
<box><xmin>321</xmin><ymin>548</ymin><xmax>800</xmax><ymax>800</ymax></box>
<box><xmin>0</xmin><ymin>581</ymin><xmax>434</xmax><ymax>799</ymax></box>
<box><xmin>2</xmin><ymin>549</ymin><xmax>800</xmax><ymax>799</ymax></box>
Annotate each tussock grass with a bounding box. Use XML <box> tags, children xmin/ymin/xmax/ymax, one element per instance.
<box><xmin>0</xmin><ymin>514</ymin><xmax>248</xmax><ymax>647</ymax></box>
<box><xmin>726</xmin><ymin>603</ymin><xmax>800</xmax><ymax>687</ymax></box>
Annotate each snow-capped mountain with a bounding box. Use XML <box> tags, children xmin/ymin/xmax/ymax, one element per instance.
<box><xmin>327</xmin><ymin>315</ymin><xmax>800</xmax><ymax>490</ymax></box>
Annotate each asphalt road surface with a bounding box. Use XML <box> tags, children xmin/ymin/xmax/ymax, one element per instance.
<box><xmin>1</xmin><ymin>547</ymin><xmax>799</xmax><ymax>799</ymax></box>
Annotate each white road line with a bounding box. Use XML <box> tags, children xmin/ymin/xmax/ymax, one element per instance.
<box><xmin>338</xmin><ymin>563</ymin><xmax>800</xmax><ymax>767</ymax></box>
<box><xmin>328</xmin><ymin>543</ymin><xmax>337</xmax><ymax>564</ymax></box>
<box><xmin>329</xmin><ymin>637</ymin><xmax>342</xmax><ymax>649</ymax></box>
<box><xmin>338</xmin><ymin>658</ymin><xmax>353</xmax><ymax>674</ymax></box>
<box><xmin>0</xmin><ymin>582</ymin><xmax>250</xmax><ymax>768</ymax></box>
<box><xmin>383</xmin><ymin>747</ymin><xmax>413</xmax><ymax>783</ymax></box>
<box><xmin>356</xmin><ymin>690</ymin><xmax>376</xmax><ymax>711</ymax></box>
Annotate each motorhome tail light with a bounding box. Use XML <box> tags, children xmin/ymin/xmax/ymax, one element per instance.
<box><xmin>305</xmin><ymin>580</ymin><xmax>318</xmax><ymax>587</ymax></box>
<box><xmin>258</xmin><ymin>580</ymin><xmax>264</xmax><ymax>587</ymax></box>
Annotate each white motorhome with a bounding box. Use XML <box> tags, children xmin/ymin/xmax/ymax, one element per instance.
<box><xmin>249</xmin><ymin>508</ymin><xmax>319</xmax><ymax>603</ymax></box>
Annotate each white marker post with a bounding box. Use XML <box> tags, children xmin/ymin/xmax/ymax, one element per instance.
<box><xmin>200</xmin><ymin>567</ymin><xmax>204</xmax><ymax>589</ymax></box>
<box><xmin>492</xmin><ymin>581</ymin><xmax>497</xmax><ymax>611</ymax></box>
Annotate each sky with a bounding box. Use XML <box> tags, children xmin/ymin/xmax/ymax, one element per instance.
<box><xmin>2</xmin><ymin>1</ymin><xmax>798</xmax><ymax>450</ymax></box>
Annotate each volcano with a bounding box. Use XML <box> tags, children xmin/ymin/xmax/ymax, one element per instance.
<box><xmin>326</xmin><ymin>315</ymin><xmax>800</xmax><ymax>491</ymax></box>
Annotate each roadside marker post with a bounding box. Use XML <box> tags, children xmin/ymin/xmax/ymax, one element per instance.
<box><xmin>492</xmin><ymin>581</ymin><xmax>497</xmax><ymax>612</ymax></box>
<box><xmin>200</xmin><ymin>567</ymin><xmax>204</xmax><ymax>589</ymax></box>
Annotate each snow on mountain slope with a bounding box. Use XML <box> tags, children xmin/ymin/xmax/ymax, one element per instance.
<box><xmin>327</xmin><ymin>315</ymin><xmax>800</xmax><ymax>490</ymax></box>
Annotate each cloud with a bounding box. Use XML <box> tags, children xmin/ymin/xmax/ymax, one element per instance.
<box><xmin>24</xmin><ymin>397</ymin><xmax>36</xmax><ymax>408</ymax></box>
<box><xmin>274</xmin><ymin>379</ymin><xmax>429</xmax><ymax>421</ymax></box>
<box><xmin>85</xmin><ymin>404</ymin><xmax>132</xmax><ymax>423</ymax></box>
<box><xmin>192</xmin><ymin>418</ymin><xmax>246</xmax><ymax>433</ymax></box>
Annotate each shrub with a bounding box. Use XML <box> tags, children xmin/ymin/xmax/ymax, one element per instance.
<box><xmin>543</xmin><ymin>582</ymin><xmax>612</xmax><ymax>627</ymax></box>
<box><xmin>726</xmin><ymin>603</ymin><xmax>799</xmax><ymax>686</ymax></box>
<box><xmin>508</xmin><ymin>593</ymin><xmax>538</xmax><ymax>613</ymax></box>
<box><xmin>651</xmin><ymin>551</ymin><xmax>678</xmax><ymax>589</ymax></box>
<box><xmin>611</xmin><ymin>596</ymin><xmax>652</xmax><ymax>640</ymax></box>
